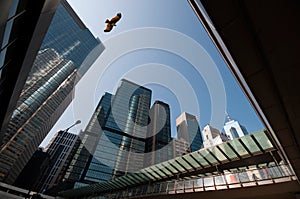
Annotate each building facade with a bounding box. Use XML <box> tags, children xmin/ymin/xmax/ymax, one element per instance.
<box><xmin>35</xmin><ymin>131</ymin><xmax>79</xmax><ymax>192</ymax></box>
<box><xmin>223</xmin><ymin>116</ymin><xmax>249</xmax><ymax>140</ymax></box>
<box><xmin>76</xmin><ymin>92</ymin><xmax>114</xmax><ymax>186</ymax></box>
<box><xmin>176</xmin><ymin>112</ymin><xmax>203</xmax><ymax>152</ymax></box>
<box><xmin>0</xmin><ymin>0</ymin><xmax>103</xmax><ymax>184</ymax></box>
<box><xmin>64</xmin><ymin>79</ymin><xmax>152</xmax><ymax>188</ymax></box>
<box><xmin>0</xmin><ymin>0</ymin><xmax>60</xmax><ymax>138</ymax></box>
<box><xmin>13</xmin><ymin>148</ymin><xmax>50</xmax><ymax>191</ymax></box>
<box><xmin>63</xmin><ymin>93</ymin><xmax>113</xmax><ymax>188</ymax></box>
<box><xmin>145</xmin><ymin>101</ymin><xmax>172</xmax><ymax>167</ymax></box>
<box><xmin>172</xmin><ymin>138</ymin><xmax>191</xmax><ymax>158</ymax></box>
<box><xmin>202</xmin><ymin>124</ymin><xmax>229</xmax><ymax>148</ymax></box>
<box><xmin>105</xmin><ymin>79</ymin><xmax>151</xmax><ymax>176</ymax></box>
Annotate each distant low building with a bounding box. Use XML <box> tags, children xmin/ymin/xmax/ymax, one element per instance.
<box><xmin>202</xmin><ymin>124</ymin><xmax>229</xmax><ymax>148</ymax></box>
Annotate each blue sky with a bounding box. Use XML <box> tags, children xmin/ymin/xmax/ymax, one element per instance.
<box><xmin>40</xmin><ymin>0</ymin><xmax>264</xmax><ymax>147</ymax></box>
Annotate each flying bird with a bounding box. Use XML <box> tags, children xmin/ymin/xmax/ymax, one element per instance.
<box><xmin>104</xmin><ymin>13</ymin><xmax>122</xmax><ymax>32</ymax></box>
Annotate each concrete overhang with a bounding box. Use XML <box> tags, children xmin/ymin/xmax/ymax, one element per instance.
<box><xmin>188</xmin><ymin>0</ymin><xmax>300</xmax><ymax>187</ymax></box>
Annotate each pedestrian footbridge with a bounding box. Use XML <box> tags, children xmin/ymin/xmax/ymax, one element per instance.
<box><xmin>59</xmin><ymin>130</ymin><xmax>297</xmax><ymax>198</ymax></box>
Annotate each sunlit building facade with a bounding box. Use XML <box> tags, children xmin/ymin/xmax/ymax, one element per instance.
<box><xmin>176</xmin><ymin>112</ymin><xmax>203</xmax><ymax>152</ymax></box>
<box><xmin>0</xmin><ymin>0</ymin><xmax>103</xmax><ymax>184</ymax></box>
<box><xmin>41</xmin><ymin>0</ymin><xmax>104</xmax><ymax>76</ymax></box>
<box><xmin>223</xmin><ymin>116</ymin><xmax>249</xmax><ymax>140</ymax></box>
<box><xmin>202</xmin><ymin>124</ymin><xmax>229</xmax><ymax>148</ymax></box>
<box><xmin>0</xmin><ymin>49</ymin><xmax>77</xmax><ymax>184</ymax></box>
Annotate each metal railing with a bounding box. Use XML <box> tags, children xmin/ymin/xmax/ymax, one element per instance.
<box><xmin>104</xmin><ymin>164</ymin><xmax>296</xmax><ymax>199</ymax></box>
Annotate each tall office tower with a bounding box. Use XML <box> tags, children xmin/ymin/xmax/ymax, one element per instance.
<box><xmin>107</xmin><ymin>79</ymin><xmax>151</xmax><ymax>177</ymax></box>
<box><xmin>40</xmin><ymin>0</ymin><xmax>104</xmax><ymax>77</ymax></box>
<box><xmin>176</xmin><ymin>112</ymin><xmax>203</xmax><ymax>152</ymax></box>
<box><xmin>0</xmin><ymin>0</ymin><xmax>103</xmax><ymax>184</ymax></box>
<box><xmin>0</xmin><ymin>0</ymin><xmax>60</xmax><ymax>137</ymax></box>
<box><xmin>202</xmin><ymin>124</ymin><xmax>229</xmax><ymax>148</ymax></box>
<box><xmin>63</xmin><ymin>92</ymin><xmax>114</xmax><ymax>188</ymax></box>
<box><xmin>34</xmin><ymin>130</ymin><xmax>79</xmax><ymax>193</ymax></box>
<box><xmin>64</xmin><ymin>79</ymin><xmax>152</xmax><ymax>188</ymax></box>
<box><xmin>145</xmin><ymin>101</ymin><xmax>172</xmax><ymax>167</ymax></box>
<box><xmin>223</xmin><ymin>115</ymin><xmax>249</xmax><ymax>140</ymax></box>
<box><xmin>0</xmin><ymin>50</ymin><xmax>77</xmax><ymax>184</ymax></box>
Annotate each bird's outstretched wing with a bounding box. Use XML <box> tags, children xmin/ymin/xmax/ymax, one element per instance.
<box><xmin>104</xmin><ymin>23</ymin><xmax>113</xmax><ymax>32</ymax></box>
<box><xmin>109</xmin><ymin>13</ymin><xmax>122</xmax><ymax>24</ymax></box>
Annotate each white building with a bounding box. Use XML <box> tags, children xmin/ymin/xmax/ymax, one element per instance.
<box><xmin>223</xmin><ymin>116</ymin><xmax>248</xmax><ymax>140</ymax></box>
<box><xmin>202</xmin><ymin>125</ymin><xmax>229</xmax><ymax>148</ymax></box>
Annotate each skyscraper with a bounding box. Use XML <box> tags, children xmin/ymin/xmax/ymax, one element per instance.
<box><xmin>13</xmin><ymin>148</ymin><xmax>50</xmax><ymax>191</ymax></box>
<box><xmin>176</xmin><ymin>112</ymin><xmax>203</xmax><ymax>152</ymax></box>
<box><xmin>64</xmin><ymin>79</ymin><xmax>152</xmax><ymax>188</ymax></box>
<box><xmin>40</xmin><ymin>0</ymin><xmax>104</xmax><ymax>76</ymax></box>
<box><xmin>0</xmin><ymin>0</ymin><xmax>60</xmax><ymax>137</ymax></box>
<box><xmin>105</xmin><ymin>79</ymin><xmax>151</xmax><ymax>176</ymax></box>
<box><xmin>62</xmin><ymin>92</ymin><xmax>113</xmax><ymax>189</ymax></box>
<box><xmin>145</xmin><ymin>101</ymin><xmax>172</xmax><ymax>167</ymax></box>
<box><xmin>223</xmin><ymin>115</ymin><xmax>249</xmax><ymax>140</ymax></box>
<box><xmin>35</xmin><ymin>130</ymin><xmax>79</xmax><ymax>192</ymax></box>
<box><xmin>78</xmin><ymin>92</ymin><xmax>114</xmax><ymax>185</ymax></box>
<box><xmin>0</xmin><ymin>0</ymin><xmax>103</xmax><ymax>184</ymax></box>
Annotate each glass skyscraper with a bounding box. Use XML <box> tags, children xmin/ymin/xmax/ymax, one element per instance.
<box><xmin>107</xmin><ymin>79</ymin><xmax>151</xmax><ymax>176</ymax></box>
<box><xmin>41</xmin><ymin>1</ymin><xmax>104</xmax><ymax>76</ymax></box>
<box><xmin>65</xmin><ymin>92</ymin><xmax>114</xmax><ymax>187</ymax></box>
<box><xmin>64</xmin><ymin>79</ymin><xmax>152</xmax><ymax>188</ymax></box>
<box><xmin>0</xmin><ymin>0</ymin><xmax>103</xmax><ymax>184</ymax></box>
<box><xmin>145</xmin><ymin>101</ymin><xmax>172</xmax><ymax>167</ymax></box>
<box><xmin>176</xmin><ymin>112</ymin><xmax>203</xmax><ymax>152</ymax></box>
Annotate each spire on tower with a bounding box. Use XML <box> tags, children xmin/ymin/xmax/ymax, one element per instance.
<box><xmin>225</xmin><ymin>112</ymin><xmax>232</xmax><ymax>122</ymax></box>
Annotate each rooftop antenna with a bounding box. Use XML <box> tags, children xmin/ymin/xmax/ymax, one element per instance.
<box><xmin>225</xmin><ymin>111</ymin><xmax>232</xmax><ymax>122</ymax></box>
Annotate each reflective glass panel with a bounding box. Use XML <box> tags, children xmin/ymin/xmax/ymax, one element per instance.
<box><xmin>240</xmin><ymin>136</ymin><xmax>260</xmax><ymax>153</ymax></box>
<box><xmin>199</xmin><ymin>149</ymin><xmax>218</xmax><ymax>164</ymax></box>
<box><xmin>253</xmin><ymin>131</ymin><xmax>273</xmax><ymax>150</ymax></box>
<box><xmin>229</xmin><ymin>139</ymin><xmax>249</xmax><ymax>157</ymax></box>
<box><xmin>183</xmin><ymin>155</ymin><xmax>201</xmax><ymax>168</ymax></box>
<box><xmin>177</xmin><ymin>158</ymin><xmax>193</xmax><ymax>170</ymax></box>
<box><xmin>191</xmin><ymin>153</ymin><xmax>210</xmax><ymax>167</ymax></box>
<box><xmin>217</xmin><ymin>143</ymin><xmax>239</xmax><ymax>160</ymax></box>
<box><xmin>210</xmin><ymin>147</ymin><xmax>228</xmax><ymax>162</ymax></box>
